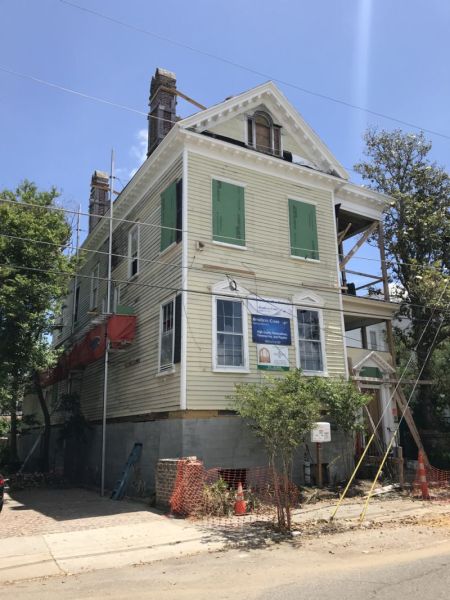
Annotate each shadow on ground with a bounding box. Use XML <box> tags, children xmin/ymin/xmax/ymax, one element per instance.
<box><xmin>6</xmin><ymin>487</ymin><xmax>157</xmax><ymax>521</ymax></box>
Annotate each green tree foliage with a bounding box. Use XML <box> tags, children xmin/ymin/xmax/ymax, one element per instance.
<box><xmin>233</xmin><ymin>370</ymin><xmax>320</xmax><ymax>530</ymax></box>
<box><xmin>233</xmin><ymin>371</ymin><xmax>369</xmax><ymax>529</ymax></box>
<box><xmin>0</xmin><ymin>181</ymin><xmax>74</xmax><ymax>469</ymax></box>
<box><xmin>355</xmin><ymin>129</ymin><xmax>450</xmax><ymax>428</ymax></box>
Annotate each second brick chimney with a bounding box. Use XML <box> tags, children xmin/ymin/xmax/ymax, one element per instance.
<box><xmin>88</xmin><ymin>170</ymin><xmax>110</xmax><ymax>233</ymax></box>
<box><xmin>147</xmin><ymin>68</ymin><xmax>177</xmax><ymax>157</ymax></box>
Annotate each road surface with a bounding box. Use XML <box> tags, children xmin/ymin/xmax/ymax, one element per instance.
<box><xmin>4</xmin><ymin>519</ymin><xmax>450</xmax><ymax>599</ymax></box>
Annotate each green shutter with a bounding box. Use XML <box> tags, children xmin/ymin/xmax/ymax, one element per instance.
<box><xmin>160</xmin><ymin>182</ymin><xmax>177</xmax><ymax>252</ymax></box>
<box><xmin>212</xmin><ymin>179</ymin><xmax>245</xmax><ymax>246</ymax></box>
<box><xmin>289</xmin><ymin>199</ymin><xmax>319</xmax><ymax>260</ymax></box>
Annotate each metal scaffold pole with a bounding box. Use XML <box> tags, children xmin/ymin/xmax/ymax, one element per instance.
<box><xmin>101</xmin><ymin>149</ymin><xmax>114</xmax><ymax>497</ymax></box>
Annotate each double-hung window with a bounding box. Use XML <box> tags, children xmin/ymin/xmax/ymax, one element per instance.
<box><xmin>296</xmin><ymin>308</ymin><xmax>324</xmax><ymax>373</ymax></box>
<box><xmin>212</xmin><ymin>179</ymin><xmax>245</xmax><ymax>247</ymax></box>
<box><xmin>128</xmin><ymin>224</ymin><xmax>140</xmax><ymax>278</ymax></box>
<box><xmin>90</xmin><ymin>264</ymin><xmax>100</xmax><ymax>310</ymax></box>
<box><xmin>160</xmin><ymin>180</ymin><xmax>182</xmax><ymax>252</ymax></box>
<box><xmin>215</xmin><ymin>298</ymin><xmax>246</xmax><ymax>369</ymax></box>
<box><xmin>159</xmin><ymin>295</ymin><xmax>182</xmax><ymax>372</ymax></box>
<box><xmin>289</xmin><ymin>199</ymin><xmax>319</xmax><ymax>260</ymax></box>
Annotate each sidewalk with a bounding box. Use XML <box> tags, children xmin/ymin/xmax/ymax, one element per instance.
<box><xmin>0</xmin><ymin>504</ymin><xmax>223</xmax><ymax>583</ymax></box>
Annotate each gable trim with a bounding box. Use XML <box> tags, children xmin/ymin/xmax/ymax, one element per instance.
<box><xmin>179</xmin><ymin>81</ymin><xmax>348</xmax><ymax>180</ymax></box>
<box><xmin>353</xmin><ymin>350</ymin><xmax>396</xmax><ymax>374</ymax></box>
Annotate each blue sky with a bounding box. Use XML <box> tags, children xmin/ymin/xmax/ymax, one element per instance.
<box><xmin>1</xmin><ymin>0</ymin><xmax>449</xmax><ymax>277</ymax></box>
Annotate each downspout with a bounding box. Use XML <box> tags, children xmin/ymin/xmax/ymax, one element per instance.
<box><xmin>180</xmin><ymin>149</ymin><xmax>188</xmax><ymax>410</ymax></box>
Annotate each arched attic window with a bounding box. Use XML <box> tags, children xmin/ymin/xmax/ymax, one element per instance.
<box><xmin>247</xmin><ymin>111</ymin><xmax>282</xmax><ymax>156</ymax></box>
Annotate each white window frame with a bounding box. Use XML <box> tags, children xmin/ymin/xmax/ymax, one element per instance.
<box><xmin>293</xmin><ymin>291</ymin><xmax>327</xmax><ymax>376</ymax></box>
<box><xmin>369</xmin><ymin>330</ymin><xmax>378</xmax><ymax>350</ymax></box>
<box><xmin>212</xmin><ymin>281</ymin><xmax>249</xmax><ymax>373</ymax></box>
<box><xmin>90</xmin><ymin>263</ymin><xmax>100</xmax><ymax>310</ymax></box>
<box><xmin>113</xmin><ymin>284</ymin><xmax>121</xmax><ymax>313</ymax></box>
<box><xmin>128</xmin><ymin>224</ymin><xmax>140</xmax><ymax>279</ymax></box>
<box><xmin>158</xmin><ymin>296</ymin><xmax>176</xmax><ymax>374</ymax></box>
<box><xmin>245</xmin><ymin>111</ymin><xmax>283</xmax><ymax>156</ymax></box>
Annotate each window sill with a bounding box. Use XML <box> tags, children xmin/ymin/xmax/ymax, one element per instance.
<box><xmin>127</xmin><ymin>272</ymin><xmax>139</xmax><ymax>283</ymax></box>
<box><xmin>213</xmin><ymin>367</ymin><xmax>250</xmax><ymax>374</ymax></box>
<box><xmin>160</xmin><ymin>241</ymin><xmax>179</xmax><ymax>258</ymax></box>
<box><xmin>156</xmin><ymin>367</ymin><xmax>176</xmax><ymax>377</ymax></box>
<box><xmin>300</xmin><ymin>370</ymin><xmax>328</xmax><ymax>377</ymax></box>
<box><xmin>212</xmin><ymin>240</ymin><xmax>247</xmax><ymax>251</ymax></box>
<box><xmin>290</xmin><ymin>255</ymin><xmax>320</xmax><ymax>263</ymax></box>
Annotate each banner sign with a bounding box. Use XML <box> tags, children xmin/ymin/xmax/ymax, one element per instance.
<box><xmin>251</xmin><ymin>315</ymin><xmax>292</xmax><ymax>346</ymax></box>
<box><xmin>257</xmin><ymin>344</ymin><xmax>289</xmax><ymax>371</ymax></box>
<box><xmin>247</xmin><ymin>296</ymin><xmax>292</xmax><ymax>318</ymax></box>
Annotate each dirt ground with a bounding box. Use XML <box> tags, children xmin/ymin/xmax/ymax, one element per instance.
<box><xmin>3</xmin><ymin>486</ymin><xmax>450</xmax><ymax>541</ymax></box>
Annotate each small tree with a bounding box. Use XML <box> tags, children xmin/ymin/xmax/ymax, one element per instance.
<box><xmin>233</xmin><ymin>370</ymin><xmax>320</xmax><ymax>531</ymax></box>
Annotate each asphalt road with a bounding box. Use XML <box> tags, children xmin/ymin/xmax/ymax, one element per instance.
<box><xmin>5</xmin><ymin>523</ymin><xmax>450</xmax><ymax>600</ymax></box>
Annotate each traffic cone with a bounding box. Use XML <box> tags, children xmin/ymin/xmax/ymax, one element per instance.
<box><xmin>234</xmin><ymin>482</ymin><xmax>247</xmax><ymax>516</ymax></box>
<box><xmin>417</xmin><ymin>451</ymin><xmax>430</xmax><ymax>500</ymax></box>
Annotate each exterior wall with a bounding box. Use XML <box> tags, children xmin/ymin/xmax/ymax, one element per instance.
<box><xmin>185</xmin><ymin>150</ymin><xmax>347</xmax><ymax>410</ymax></box>
<box><xmin>19</xmin><ymin>416</ymin><xmax>352</xmax><ymax>492</ymax></box>
<box><xmin>208</xmin><ymin>111</ymin><xmax>321</xmax><ymax>165</ymax></box>
<box><xmin>48</xmin><ymin>156</ymin><xmax>184</xmax><ymax>422</ymax></box>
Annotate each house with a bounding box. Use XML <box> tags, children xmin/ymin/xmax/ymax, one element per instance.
<box><xmin>23</xmin><ymin>68</ymin><xmax>399</xmax><ymax>489</ymax></box>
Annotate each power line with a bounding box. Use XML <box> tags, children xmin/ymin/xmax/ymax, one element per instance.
<box><xmin>1</xmin><ymin>195</ymin><xmax>448</xmax><ymax>279</ymax></box>
<box><xmin>0</xmin><ymin>65</ymin><xmax>149</xmax><ymax>118</ymax></box>
<box><xmin>2</xmin><ymin>261</ymin><xmax>449</xmax><ymax>325</ymax></box>
<box><xmin>0</xmin><ymin>63</ymin><xmax>361</xmax><ymax>175</ymax></box>
<box><xmin>58</xmin><ymin>0</ymin><xmax>450</xmax><ymax>142</ymax></box>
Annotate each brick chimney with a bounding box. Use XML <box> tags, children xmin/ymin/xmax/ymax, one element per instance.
<box><xmin>88</xmin><ymin>170</ymin><xmax>110</xmax><ymax>233</ymax></box>
<box><xmin>147</xmin><ymin>68</ymin><xmax>177</xmax><ymax>157</ymax></box>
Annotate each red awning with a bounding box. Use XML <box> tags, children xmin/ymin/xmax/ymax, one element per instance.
<box><xmin>41</xmin><ymin>315</ymin><xmax>136</xmax><ymax>387</ymax></box>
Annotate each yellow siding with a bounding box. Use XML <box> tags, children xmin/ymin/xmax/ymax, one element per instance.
<box><xmin>52</xmin><ymin>158</ymin><xmax>184</xmax><ymax>420</ymax></box>
<box><xmin>185</xmin><ymin>152</ymin><xmax>347</xmax><ymax>410</ymax></box>
<box><xmin>208</xmin><ymin>111</ymin><xmax>319</xmax><ymax>165</ymax></box>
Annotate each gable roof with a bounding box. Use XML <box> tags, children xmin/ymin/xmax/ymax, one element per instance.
<box><xmin>353</xmin><ymin>351</ymin><xmax>396</xmax><ymax>374</ymax></box>
<box><xmin>178</xmin><ymin>81</ymin><xmax>349</xmax><ymax>180</ymax></box>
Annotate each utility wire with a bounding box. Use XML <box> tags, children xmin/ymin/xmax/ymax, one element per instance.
<box><xmin>330</xmin><ymin>278</ymin><xmax>450</xmax><ymax>520</ymax></box>
<box><xmin>2</xmin><ymin>261</ymin><xmax>449</xmax><ymax>327</ymax></box>
<box><xmin>1</xmin><ymin>196</ymin><xmax>448</xmax><ymax>278</ymax></box>
<box><xmin>58</xmin><ymin>0</ymin><xmax>450</xmax><ymax>142</ymax></box>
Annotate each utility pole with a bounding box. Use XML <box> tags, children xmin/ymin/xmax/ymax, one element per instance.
<box><xmin>70</xmin><ymin>204</ymin><xmax>81</xmax><ymax>335</ymax></box>
<box><xmin>101</xmin><ymin>149</ymin><xmax>114</xmax><ymax>497</ymax></box>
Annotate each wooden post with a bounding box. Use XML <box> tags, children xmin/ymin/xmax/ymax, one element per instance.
<box><xmin>316</xmin><ymin>443</ymin><xmax>322</xmax><ymax>488</ymax></box>
<box><xmin>397</xmin><ymin>446</ymin><xmax>404</xmax><ymax>488</ymax></box>
<box><xmin>361</xmin><ymin>326</ymin><xmax>368</xmax><ymax>350</ymax></box>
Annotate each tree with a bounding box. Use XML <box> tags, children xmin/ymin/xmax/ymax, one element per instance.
<box><xmin>233</xmin><ymin>371</ymin><xmax>370</xmax><ymax>530</ymax></box>
<box><xmin>355</xmin><ymin>129</ymin><xmax>450</xmax><ymax>428</ymax></box>
<box><xmin>0</xmin><ymin>182</ymin><xmax>74</xmax><ymax>469</ymax></box>
<box><xmin>233</xmin><ymin>370</ymin><xmax>320</xmax><ymax>531</ymax></box>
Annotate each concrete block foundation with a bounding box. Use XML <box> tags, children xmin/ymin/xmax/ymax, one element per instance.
<box><xmin>18</xmin><ymin>415</ymin><xmax>354</xmax><ymax>494</ymax></box>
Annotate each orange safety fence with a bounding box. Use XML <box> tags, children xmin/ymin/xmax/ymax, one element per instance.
<box><xmin>169</xmin><ymin>459</ymin><xmax>300</xmax><ymax>526</ymax></box>
<box><xmin>413</xmin><ymin>452</ymin><xmax>450</xmax><ymax>501</ymax></box>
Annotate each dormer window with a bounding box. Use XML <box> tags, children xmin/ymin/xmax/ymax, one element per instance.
<box><xmin>247</xmin><ymin>111</ymin><xmax>282</xmax><ymax>156</ymax></box>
